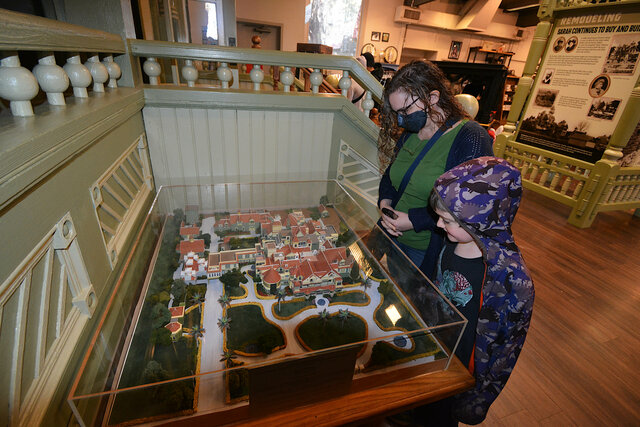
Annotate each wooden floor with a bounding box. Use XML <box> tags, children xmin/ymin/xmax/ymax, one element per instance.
<box><xmin>466</xmin><ymin>189</ymin><xmax>640</xmax><ymax>426</ymax></box>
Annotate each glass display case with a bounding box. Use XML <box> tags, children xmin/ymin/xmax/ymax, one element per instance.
<box><xmin>68</xmin><ymin>181</ymin><xmax>467</xmax><ymax>426</ymax></box>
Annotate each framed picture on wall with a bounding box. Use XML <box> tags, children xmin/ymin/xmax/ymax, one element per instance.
<box><xmin>448</xmin><ymin>40</ymin><xmax>462</xmax><ymax>60</ymax></box>
<box><xmin>371</xmin><ymin>31</ymin><xmax>381</xmax><ymax>41</ymax></box>
<box><xmin>382</xmin><ymin>32</ymin><xmax>390</xmax><ymax>42</ymax></box>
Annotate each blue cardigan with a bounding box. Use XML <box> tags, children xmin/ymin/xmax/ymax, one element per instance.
<box><xmin>377</xmin><ymin>120</ymin><xmax>494</xmax><ymax>278</ymax></box>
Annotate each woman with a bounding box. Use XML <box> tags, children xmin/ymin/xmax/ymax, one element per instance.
<box><xmin>376</xmin><ymin>60</ymin><xmax>493</xmax><ymax>279</ymax></box>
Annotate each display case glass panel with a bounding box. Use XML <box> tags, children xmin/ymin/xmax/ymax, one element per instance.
<box><xmin>69</xmin><ymin>181</ymin><xmax>466</xmax><ymax>426</ymax></box>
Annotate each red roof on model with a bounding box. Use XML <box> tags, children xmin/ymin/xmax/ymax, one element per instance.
<box><xmin>165</xmin><ymin>321</ymin><xmax>182</xmax><ymax>333</ymax></box>
<box><xmin>263</xmin><ymin>268</ymin><xmax>281</xmax><ymax>284</ymax></box>
<box><xmin>179</xmin><ymin>239</ymin><xmax>205</xmax><ymax>255</ymax></box>
<box><xmin>180</xmin><ymin>226</ymin><xmax>200</xmax><ymax>236</ymax></box>
<box><xmin>169</xmin><ymin>306</ymin><xmax>185</xmax><ymax>318</ymax></box>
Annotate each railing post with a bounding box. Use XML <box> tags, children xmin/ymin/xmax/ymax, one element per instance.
<box><xmin>362</xmin><ymin>91</ymin><xmax>374</xmax><ymax>117</ymax></box>
<box><xmin>143</xmin><ymin>57</ymin><xmax>161</xmax><ymax>85</ymax></box>
<box><xmin>217</xmin><ymin>62</ymin><xmax>232</xmax><ymax>89</ymax></box>
<box><xmin>102</xmin><ymin>55</ymin><xmax>121</xmax><ymax>89</ymax></box>
<box><xmin>280</xmin><ymin>66</ymin><xmax>294</xmax><ymax>92</ymax></box>
<box><xmin>63</xmin><ymin>55</ymin><xmax>92</xmax><ymax>98</ymax></box>
<box><xmin>85</xmin><ymin>55</ymin><xmax>109</xmax><ymax>93</ymax></box>
<box><xmin>182</xmin><ymin>59</ymin><xmax>198</xmax><ymax>87</ymax></box>
<box><xmin>310</xmin><ymin>68</ymin><xmax>322</xmax><ymax>94</ymax></box>
<box><xmin>33</xmin><ymin>54</ymin><xmax>69</xmax><ymax>106</ymax></box>
<box><xmin>339</xmin><ymin>70</ymin><xmax>351</xmax><ymax>97</ymax></box>
<box><xmin>0</xmin><ymin>54</ymin><xmax>39</xmax><ymax>116</ymax></box>
<box><xmin>250</xmin><ymin>64</ymin><xmax>264</xmax><ymax>91</ymax></box>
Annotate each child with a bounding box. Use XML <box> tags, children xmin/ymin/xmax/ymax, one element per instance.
<box><xmin>428</xmin><ymin>156</ymin><xmax>535</xmax><ymax>425</ymax></box>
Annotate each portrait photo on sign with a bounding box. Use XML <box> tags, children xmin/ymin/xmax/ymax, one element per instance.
<box><xmin>541</xmin><ymin>69</ymin><xmax>555</xmax><ymax>85</ymax></box>
<box><xmin>448</xmin><ymin>41</ymin><xmax>462</xmax><ymax>60</ymax></box>
<box><xmin>371</xmin><ymin>31</ymin><xmax>380</xmax><ymax>41</ymax></box>
<box><xmin>382</xmin><ymin>32</ymin><xmax>389</xmax><ymax>42</ymax></box>
<box><xmin>602</xmin><ymin>34</ymin><xmax>640</xmax><ymax>75</ymax></box>
<box><xmin>587</xmin><ymin>97</ymin><xmax>621</xmax><ymax>121</ymax></box>
<box><xmin>566</xmin><ymin>36</ymin><xmax>578</xmax><ymax>52</ymax></box>
<box><xmin>553</xmin><ymin>37</ymin><xmax>566</xmax><ymax>52</ymax></box>
<box><xmin>534</xmin><ymin>88</ymin><xmax>559</xmax><ymax>108</ymax></box>
<box><xmin>589</xmin><ymin>74</ymin><xmax>610</xmax><ymax>97</ymax></box>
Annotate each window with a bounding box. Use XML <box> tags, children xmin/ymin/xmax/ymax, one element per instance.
<box><xmin>307</xmin><ymin>0</ymin><xmax>363</xmax><ymax>56</ymax></box>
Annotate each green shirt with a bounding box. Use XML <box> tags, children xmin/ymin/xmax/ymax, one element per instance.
<box><xmin>389</xmin><ymin>121</ymin><xmax>465</xmax><ymax>250</ymax></box>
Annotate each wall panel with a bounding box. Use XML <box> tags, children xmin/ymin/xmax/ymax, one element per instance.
<box><xmin>143</xmin><ymin>107</ymin><xmax>335</xmax><ymax>211</ymax></box>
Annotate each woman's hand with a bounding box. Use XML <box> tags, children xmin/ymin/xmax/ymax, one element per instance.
<box><xmin>380</xmin><ymin>207</ymin><xmax>414</xmax><ymax>237</ymax></box>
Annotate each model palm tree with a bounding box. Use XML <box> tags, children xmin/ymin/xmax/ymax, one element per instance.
<box><xmin>276</xmin><ymin>288</ymin><xmax>286</xmax><ymax>312</ymax></box>
<box><xmin>362</xmin><ymin>279</ymin><xmax>371</xmax><ymax>301</ymax></box>
<box><xmin>318</xmin><ymin>308</ymin><xmax>329</xmax><ymax>330</ymax></box>
<box><xmin>338</xmin><ymin>308</ymin><xmax>350</xmax><ymax>327</ymax></box>
<box><xmin>218</xmin><ymin>294</ymin><xmax>231</xmax><ymax>309</ymax></box>
<box><xmin>191</xmin><ymin>292</ymin><xmax>205</xmax><ymax>308</ymax></box>
<box><xmin>189</xmin><ymin>325</ymin><xmax>205</xmax><ymax>339</ymax></box>
<box><xmin>219</xmin><ymin>350</ymin><xmax>237</xmax><ymax>368</ymax></box>
<box><xmin>217</xmin><ymin>315</ymin><xmax>231</xmax><ymax>332</ymax></box>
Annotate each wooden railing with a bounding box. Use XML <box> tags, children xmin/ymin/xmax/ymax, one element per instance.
<box><xmin>494</xmin><ymin>0</ymin><xmax>640</xmax><ymax>227</ymax></box>
<box><xmin>128</xmin><ymin>39</ymin><xmax>382</xmax><ymax>119</ymax></box>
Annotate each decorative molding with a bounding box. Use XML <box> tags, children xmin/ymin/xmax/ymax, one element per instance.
<box><xmin>336</xmin><ymin>141</ymin><xmax>381</xmax><ymax>206</ymax></box>
<box><xmin>0</xmin><ymin>88</ymin><xmax>144</xmax><ymax>211</ymax></box>
<box><xmin>0</xmin><ymin>213</ymin><xmax>94</xmax><ymax>426</ymax></box>
<box><xmin>90</xmin><ymin>135</ymin><xmax>154</xmax><ymax>268</ymax></box>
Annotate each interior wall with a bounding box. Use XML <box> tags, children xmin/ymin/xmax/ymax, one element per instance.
<box><xmin>235</xmin><ymin>0</ymin><xmax>306</xmax><ymax>51</ymax></box>
<box><xmin>359</xmin><ymin>0</ymin><xmax>535</xmax><ymax>76</ymax></box>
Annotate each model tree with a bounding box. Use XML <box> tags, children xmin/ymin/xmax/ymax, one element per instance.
<box><xmin>218</xmin><ymin>294</ymin><xmax>231</xmax><ymax>309</ymax></box>
<box><xmin>219</xmin><ymin>350</ymin><xmax>237</xmax><ymax>368</ymax></box>
<box><xmin>218</xmin><ymin>315</ymin><xmax>232</xmax><ymax>332</ymax></box>
<box><xmin>276</xmin><ymin>287</ymin><xmax>286</xmax><ymax>312</ymax></box>
<box><xmin>171</xmin><ymin>279</ymin><xmax>186</xmax><ymax>303</ymax></box>
<box><xmin>338</xmin><ymin>308</ymin><xmax>351</xmax><ymax>327</ymax></box>
<box><xmin>151</xmin><ymin>303</ymin><xmax>171</xmax><ymax>329</ymax></box>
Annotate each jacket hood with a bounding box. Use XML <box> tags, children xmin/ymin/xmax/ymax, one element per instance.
<box><xmin>434</xmin><ymin>156</ymin><xmax>522</xmax><ymax>255</ymax></box>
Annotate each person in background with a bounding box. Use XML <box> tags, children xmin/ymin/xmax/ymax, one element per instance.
<box><xmin>415</xmin><ymin>156</ymin><xmax>535</xmax><ymax>425</ymax></box>
<box><xmin>487</xmin><ymin>120</ymin><xmax>504</xmax><ymax>141</ymax></box>
<box><xmin>376</xmin><ymin>60</ymin><xmax>493</xmax><ymax>279</ymax></box>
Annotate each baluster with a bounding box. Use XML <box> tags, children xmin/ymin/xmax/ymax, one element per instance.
<box><xmin>621</xmin><ymin>178</ymin><xmax>635</xmax><ymax>201</ymax></box>
<box><xmin>530</xmin><ymin>164</ymin><xmax>539</xmax><ymax>182</ymax></box>
<box><xmin>309</xmin><ymin>68</ymin><xmax>322</xmax><ymax>94</ymax></box>
<box><xmin>33</xmin><ymin>54</ymin><xmax>69</xmax><ymax>106</ymax></box>
<box><xmin>630</xmin><ymin>183</ymin><xmax>640</xmax><ymax>200</ymax></box>
<box><xmin>280</xmin><ymin>66</ymin><xmax>294</xmax><ymax>92</ymax></box>
<box><xmin>143</xmin><ymin>57</ymin><xmax>162</xmax><ymax>85</ymax></box>
<box><xmin>250</xmin><ymin>64</ymin><xmax>264</xmax><ymax>91</ymax></box>
<box><xmin>362</xmin><ymin>91</ymin><xmax>374</xmax><ymax>117</ymax></box>
<box><xmin>63</xmin><ymin>55</ymin><xmax>92</xmax><ymax>98</ymax></box>
<box><xmin>182</xmin><ymin>59</ymin><xmax>198</xmax><ymax>87</ymax></box>
<box><xmin>0</xmin><ymin>54</ymin><xmax>39</xmax><ymax>116</ymax></box>
<box><xmin>573</xmin><ymin>180</ymin><xmax>584</xmax><ymax>197</ymax></box>
<box><xmin>339</xmin><ymin>70</ymin><xmax>351</xmax><ymax>97</ymax></box>
<box><xmin>85</xmin><ymin>55</ymin><xmax>109</xmax><ymax>93</ymax></box>
<box><xmin>560</xmin><ymin>176</ymin><xmax>571</xmax><ymax>195</ymax></box>
<box><xmin>102</xmin><ymin>55</ymin><xmax>121</xmax><ymax>89</ymax></box>
<box><xmin>615</xmin><ymin>176</ymin><xmax>629</xmax><ymax>202</ymax></box>
<box><xmin>217</xmin><ymin>62</ymin><xmax>232</xmax><ymax>89</ymax></box>
<box><xmin>550</xmin><ymin>168</ymin><xmax>560</xmax><ymax>189</ymax></box>
<box><xmin>540</xmin><ymin>168</ymin><xmax>549</xmax><ymax>185</ymax></box>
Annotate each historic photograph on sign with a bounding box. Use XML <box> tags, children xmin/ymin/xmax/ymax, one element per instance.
<box><xmin>534</xmin><ymin>89</ymin><xmax>558</xmax><ymax>107</ymax></box>
<box><xmin>602</xmin><ymin>34</ymin><xmax>640</xmax><ymax>75</ymax></box>
<box><xmin>587</xmin><ymin>97</ymin><xmax>621</xmax><ymax>121</ymax></box>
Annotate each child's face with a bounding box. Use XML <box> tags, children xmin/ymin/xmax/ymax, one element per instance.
<box><xmin>435</xmin><ymin>209</ymin><xmax>475</xmax><ymax>244</ymax></box>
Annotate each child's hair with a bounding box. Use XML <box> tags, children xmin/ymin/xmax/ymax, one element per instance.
<box><xmin>429</xmin><ymin>189</ymin><xmax>449</xmax><ymax>214</ymax></box>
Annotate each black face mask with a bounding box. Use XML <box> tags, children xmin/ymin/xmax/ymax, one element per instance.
<box><xmin>397</xmin><ymin>110</ymin><xmax>427</xmax><ymax>133</ymax></box>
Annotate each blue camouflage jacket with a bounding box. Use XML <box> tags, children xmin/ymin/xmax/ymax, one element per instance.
<box><xmin>433</xmin><ymin>157</ymin><xmax>535</xmax><ymax>424</ymax></box>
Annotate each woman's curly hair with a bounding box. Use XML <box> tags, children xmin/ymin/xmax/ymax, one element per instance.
<box><xmin>378</xmin><ymin>60</ymin><xmax>469</xmax><ymax>171</ymax></box>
